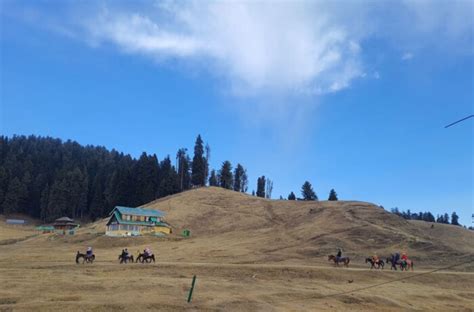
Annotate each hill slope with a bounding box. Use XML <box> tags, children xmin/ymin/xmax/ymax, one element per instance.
<box><xmin>139</xmin><ymin>187</ymin><xmax>473</xmax><ymax>267</ymax></box>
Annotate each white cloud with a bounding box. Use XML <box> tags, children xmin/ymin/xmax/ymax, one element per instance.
<box><xmin>5</xmin><ymin>1</ymin><xmax>472</xmax><ymax>99</ymax></box>
<box><xmin>402</xmin><ymin>52</ymin><xmax>414</xmax><ymax>61</ymax></box>
<box><xmin>81</xmin><ymin>2</ymin><xmax>364</xmax><ymax>96</ymax></box>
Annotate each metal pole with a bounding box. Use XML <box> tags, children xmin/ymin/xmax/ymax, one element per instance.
<box><xmin>187</xmin><ymin>275</ymin><xmax>197</xmax><ymax>303</ymax></box>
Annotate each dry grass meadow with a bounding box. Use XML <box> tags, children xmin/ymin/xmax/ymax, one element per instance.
<box><xmin>1</xmin><ymin>187</ymin><xmax>473</xmax><ymax>311</ymax></box>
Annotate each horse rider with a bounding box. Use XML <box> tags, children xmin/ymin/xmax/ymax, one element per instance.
<box><xmin>121</xmin><ymin>248</ymin><xmax>129</xmax><ymax>259</ymax></box>
<box><xmin>336</xmin><ymin>248</ymin><xmax>342</xmax><ymax>262</ymax></box>
<box><xmin>372</xmin><ymin>253</ymin><xmax>380</xmax><ymax>267</ymax></box>
<box><xmin>144</xmin><ymin>247</ymin><xmax>153</xmax><ymax>257</ymax></box>
<box><xmin>86</xmin><ymin>246</ymin><xmax>93</xmax><ymax>258</ymax></box>
<box><xmin>394</xmin><ymin>252</ymin><xmax>400</xmax><ymax>263</ymax></box>
<box><xmin>401</xmin><ymin>251</ymin><xmax>408</xmax><ymax>264</ymax></box>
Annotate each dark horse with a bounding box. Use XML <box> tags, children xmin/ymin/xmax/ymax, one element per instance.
<box><xmin>365</xmin><ymin>257</ymin><xmax>384</xmax><ymax>269</ymax></box>
<box><xmin>118</xmin><ymin>253</ymin><xmax>134</xmax><ymax>264</ymax></box>
<box><xmin>386</xmin><ymin>255</ymin><xmax>414</xmax><ymax>271</ymax></box>
<box><xmin>136</xmin><ymin>253</ymin><xmax>155</xmax><ymax>263</ymax></box>
<box><xmin>76</xmin><ymin>251</ymin><xmax>95</xmax><ymax>264</ymax></box>
<box><xmin>328</xmin><ymin>254</ymin><xmax>350</xmax><ymax>267</ymax></box>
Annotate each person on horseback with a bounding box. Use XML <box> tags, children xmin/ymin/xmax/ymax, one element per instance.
<box><xmin>372</xmin><ymin>253</ymin><xmax>380</xmax><ymax>267</ymax></box>
<box><xmin>336</xmin><ymin>248</ymin><xmax>342</xmax><ymax>262</ymax></box>
<box><xmin>394</xmin><ymin>252</ymin><xmax>400</xmax><ymax>263</ymax></box>
<box><xmin>400</xmin><ymin>251</ymin><xmax>409</xmax><ymax>268</ymax></box>
<box><xmin>86</xmin><ymin>246</ymin><xmax>93</xmax><ymax>258</ymax></box>
<box><xmin>401</xmin><ymin>251</ymin><xmax>408</xmax><ymax>262</ymax></box>
<box><xmin>144</xmin><ymin>247</ymin><xmax>152</xmax><ymax>257</ymax></box>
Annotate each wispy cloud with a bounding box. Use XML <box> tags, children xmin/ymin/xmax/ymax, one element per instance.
<box><xmin>3</xmin><ymin>0</ymin><xmax>472</xmax><ymax>99</ymax></box>
<box><xmin>83</xmin><ymin>2</ymin><xmax>364</xmax><ymax>96</ymax></box>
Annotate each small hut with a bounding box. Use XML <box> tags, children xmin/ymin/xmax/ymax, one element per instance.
<box><xmin>53</xmin><ymin>217</ymin><xmax>79</xmax><ymax>234</ymax></box>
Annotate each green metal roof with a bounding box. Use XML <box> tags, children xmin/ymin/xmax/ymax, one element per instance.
<box><xmin>36</xmin><ymin>226</ymin><xmax>54</xmax><ymax>230</ymax></box>
<box><xmin>112</xmin><ymin>206</ymin><xmax>165</xmax><ymax>217</ymax></box>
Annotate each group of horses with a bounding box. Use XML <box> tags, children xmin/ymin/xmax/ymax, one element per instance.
<box><xmin>118</xmin><ymin>252</ymin><xmax>155</xmax><ymax>264</ymax></box>
<box><xmin>75</xmin><ymin>251</ymin><xmax>156</xmax><ymax>264</ymax></box>
<box><xmin>328</xmin><ymin>254</ymin><xmax>414</xmax><ymax>271</ymax></box>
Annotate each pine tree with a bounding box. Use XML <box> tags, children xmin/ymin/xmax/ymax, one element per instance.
<box><xmin>240</xmin><ymin>169</ymin><xmax>248</xmax><ymax>193</ymax></box>
<box><xmin>301</xmin><ymin>181</ymin><xmax>317</xmax><ymax>201</ymax></box>
<box><xmin>2</xmin><ymin>177</ymin><xmax>28</xmax><ymax>215</ymax></box>
<box><xmin>40</xmin><ymin>184</ymin><xmax>50</xmax><ymax>221</ymax></box>
<box><xmin>46</xmin><ymin>179</ymin><xmax>69</xmax><ymax>221</ymax></box>
<box><xmin>134</xmin><ymin>153</ymin><xmax>159</xmax><ymax>204</ymax></box>
<box><xmin>256</xmin><ymin>176</ymin><xmax>266</xmax><ymax>198</ymax></box>
<box><xmin>436</xmin><ymin>214</ymin><xmax>442</xmax><ymax>223</ymax></box>
<box><xmin>218</xmin><ymin>161</ymin><xmax>233</xmax><ymax>189</ymax></box>
<box><xmin>423</xmin><ymin>212</ymin><xmax>435</xmax><ymax>222</ymax></box>
<box><xmin>288</xmin><ymin>192</ymin><xmax>296</xmax><ymax>200</ymax></box>
<box><xmin>443</xmin><ymin>213</ymin><xmax>450</xmax><ymax>224</ymax></box>
<box><xmin>233</xmin><ymin>164</ymin><xmax>245</xmax><ymax>192</ymax></box>
<box><xmin>328</xmin><ymin>189</ymin><xmax>338</xmax><ymax>201</ymax></box>
<box><xmin>176</xmin><ymin>148</ymin><xmax>191</xmax><ymax>191</ymax></box>
<box><xmin>0</xmin><ymin>166</ymin><xmax>7</xmax><ymax>213</ymax></box>
<box><xmin>451</xmin><ymin>212</ymin><xmax>460</xmax><ymax>226</ymax></box>
<box><xmin>209</xmin><ymin>169</ymin><xmax>218</xmax><ymax>186</ymax></box>
<box><xmin>88</xmin><ymin>175</ymin><xmax>105</xmax><ymax>221</ymax></box>
<box><xmin>158</xmin><ymin>156</ymin><xmax>180</xmax><ymax>197</ymax></box>
<box><xmin>191</xmin><ymin>135</ymin><xmax>206</xmax><ymax>186</ymax></box>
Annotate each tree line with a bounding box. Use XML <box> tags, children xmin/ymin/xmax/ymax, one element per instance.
<box><xmin>0</xmin><ymin>134</ymin><xmax>390</xmax><ymax>225</ymax></box>
<box><xmin>0</xmin><ymin>134</ymin><xmax>238</xmax><ymax>222</ymax></box>
<box><xmin>390</xmin><ymin>207</ymin><xmax>461</xmax><ymax>226</ymax></box>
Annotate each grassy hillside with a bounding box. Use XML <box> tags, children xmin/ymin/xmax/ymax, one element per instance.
<box><xmin>3</xmin><ymin>187</ymin><xmax>472</xmax><ymax>267</ymax></box>
<box><xmin>1</xmin><ymin>187</ymin><xmax>473</xmax><ymax>311</ymax></box>
<box><xmin>139</xmin><ymin>187</ymin><xmax>474</xmax><ymax>267</ymax></box>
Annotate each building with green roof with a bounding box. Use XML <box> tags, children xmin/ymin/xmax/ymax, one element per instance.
<box><xmin>105</xmin><ymin>206</ymin><xmax>172</xmax><ymax>237</ymax></box>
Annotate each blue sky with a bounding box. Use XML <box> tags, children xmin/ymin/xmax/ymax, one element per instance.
<box><xmin>1</xmin><ymin>1</ymin><xmax>473</xmax><ymax>225</ymax></box>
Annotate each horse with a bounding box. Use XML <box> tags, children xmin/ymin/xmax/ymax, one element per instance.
<box><xmin>118</xmin><ymin>253</ymin><xmax>134</xmax><ymax>264</ymax></box>
<box><xmin>136</xmin><ymin>252</ymin><xmax>155</xmax><ymax>263</ymax></box>
<box><xmin>386</xmin><ymin>256</ymin><xmax>402</xmax><ymax>271</ymax></box>
<box><xmin>386</xmin><ymin>255</ymin><xmax>414</xmax><ymax>271</ymax></box>
<box><xmin>403</xmin><ymin>259</ymin><xmax>414</xmax><ymax>271</ymax></box>
<box><xmin>328</xmin><ymin>254</ymin><xmax>350</xmax><ymax>267</ymax></box>
<box><xmin>365</xmin><ymin>257</ymin><xmax>384</xmax><ymax>269</ymax></box>
<box><xmin>76</xmin><ymin>251</ymin><xmax>95</xmax><ymax>264</ymax></box>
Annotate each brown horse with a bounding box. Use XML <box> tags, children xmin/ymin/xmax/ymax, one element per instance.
<box><xmin>76</xmin><ymin>251</ymin><xmax>95</xmax><ymax>264</ymax></box>
<box><xmin>402</xmin><ymin>259</ymin><xmax>414</xmax><ymax>271</ymax></box>
<box><xmin>328</xmin><ymin>254</ymin><xmax>350</xmax><ymax>267</ymax></box>
<box><xmin>118</xmin><ymin>254</ymin><xmax>134</xmax><ymax>264</ymax></box>
<box><xmin>136</xmin><ymin>253</ymin><xmax>155</xmax><ymax>263</ymax></box>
